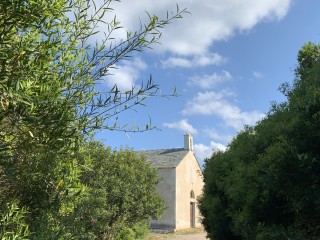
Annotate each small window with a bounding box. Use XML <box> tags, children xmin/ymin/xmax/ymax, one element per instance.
<box><xmin>190</xmin><ymin>190</ymin><xmax>195</xmax><ymax>199</ymax></box>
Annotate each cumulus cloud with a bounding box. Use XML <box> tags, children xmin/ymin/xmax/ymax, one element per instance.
<box><xmin>182</xmin><ymin>91</ymin><xmax>265</xmax><ymax>130</ymax></box>
<box><xmin>161</xmin><ymin>53</ymin><xmax>226</xmax><ymax>68</ymax></box>
<box><xmin>105</xmin><ymin>58</ymin><xmax>147</xmax><ymax>91</ymax></box>
<box><xmin>105</xmin><ymin>0</ymin><xmax>291</xmax><ymax>56</ymax></box>
<box><xmin>188</xmin><ymin>71</ymin><xmax>232</xmax><ymax>89</ymax></box>
<box><xmin>163</xmin><ymin>119</ymin><xmax>198</xmax><ymax>135</ymax></box>
<box><xmin>194</xmin><ymin>141</ymin><xmax>227</xmax><ymax>161</ymax></box>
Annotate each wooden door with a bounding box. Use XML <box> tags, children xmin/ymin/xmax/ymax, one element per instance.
<box><xmin>190</xmin><ymin>202</ymin><xmax>195</xmax><ymax>228</ymax></box>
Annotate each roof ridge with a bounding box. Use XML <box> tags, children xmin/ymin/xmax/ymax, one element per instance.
<box><xmin>137</xmin><ymin>147</ymin><xmax>184</xmax><ymax>152</ymax></box>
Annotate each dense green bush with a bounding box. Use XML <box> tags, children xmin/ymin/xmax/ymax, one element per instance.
<box><xmin>70</xmin><ymin>141</ymin><xmax>165</xmax><ymax>239</ymax></box>
<box><xmin>199</xmin><ymin>42</ymin><xmax>320</xmax><ymax>240</ymax></box>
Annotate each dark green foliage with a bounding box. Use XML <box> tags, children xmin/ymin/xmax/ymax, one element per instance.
<box><xmin>199</xmin><ymin>42</ymin><xmax>320</xmax><ymax>240</ymax></box>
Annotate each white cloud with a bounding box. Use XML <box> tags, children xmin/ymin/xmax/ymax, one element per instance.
<box><xmin>253</xmin><ymin>71</ymin><xmax>264</xmax><ymax>79</ymax></box>
<box><xmin>163</xmin><ymin>119</ymin><xmax>198</xmax><ymax>135</ymax></box>
<box><xmin>182</xmin><ymin>91</ymin><xmax>265</xmax><ymax>130</ymax></box>
<box><xmin>161</xmin><ymin>57</ymin><xmax>192</xmax><ymax>68</ymax></box>
<box><xmin>105</xmin><ymin>0</ymin><xmax>291</xmax><ymax>56</ymax></box>
<box><xmin>106</xmin><ymin>58</ymin><xmax>147</xmax><ymax>91</ymax></box>
<box><xmin>161</xmin><ymin>53</ymin><xmax>226</xmax><ymax>68</ymax></box>
<box><xmin>194</xmin><ymin>141</ymin><xmax>227</xmax><ymax>161</ymax></box>
<box><xmin>188</xmin><ymin>71</ymin><xmax>232</xmax><ymax>89</ymax></box>
<box><xmin>203</xmin><ymin>128</ymin><xmax>234</xmax><ymax>143</ymax></box>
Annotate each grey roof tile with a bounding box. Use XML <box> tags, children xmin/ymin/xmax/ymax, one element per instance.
<box><xmin>137</xmin><ymin>148</ymin><xmax>189</xmax><ymax>168</ymax></box>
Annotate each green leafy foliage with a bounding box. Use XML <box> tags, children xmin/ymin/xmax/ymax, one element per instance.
<box><xmin>0</xmin><ymin>0</ymin><xmax>185</xmax><ymax>238</ymax></box>
<box><xmin>114</xmin><ymin>221</ymin><xmax>150</xmax><ymax>240</ymax></box>
<box><xmin>71</xmin><ymin>141</ymin><xmax>165</xmax><ymax>239</ymax></box>
<box><xmin>0</xmin><ymin>201</ymin><xmax>30</xmax><ymax>240</ymax></box>
<box><xmin>199</xmin><ymin>42</ymin><xmax>320</xmax><ymax>240</ymax></box>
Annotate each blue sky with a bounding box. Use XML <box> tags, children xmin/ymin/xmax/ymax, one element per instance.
<box><xmin>95</xmin><ymin>0</ymin><xmax>320</xmax><ymax>166</ymax></box>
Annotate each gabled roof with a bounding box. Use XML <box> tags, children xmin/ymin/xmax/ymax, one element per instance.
<box><xmin>138</xmin><ymin>148</ymin><xmax>189</xmax><ymax>168</ymax></box>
